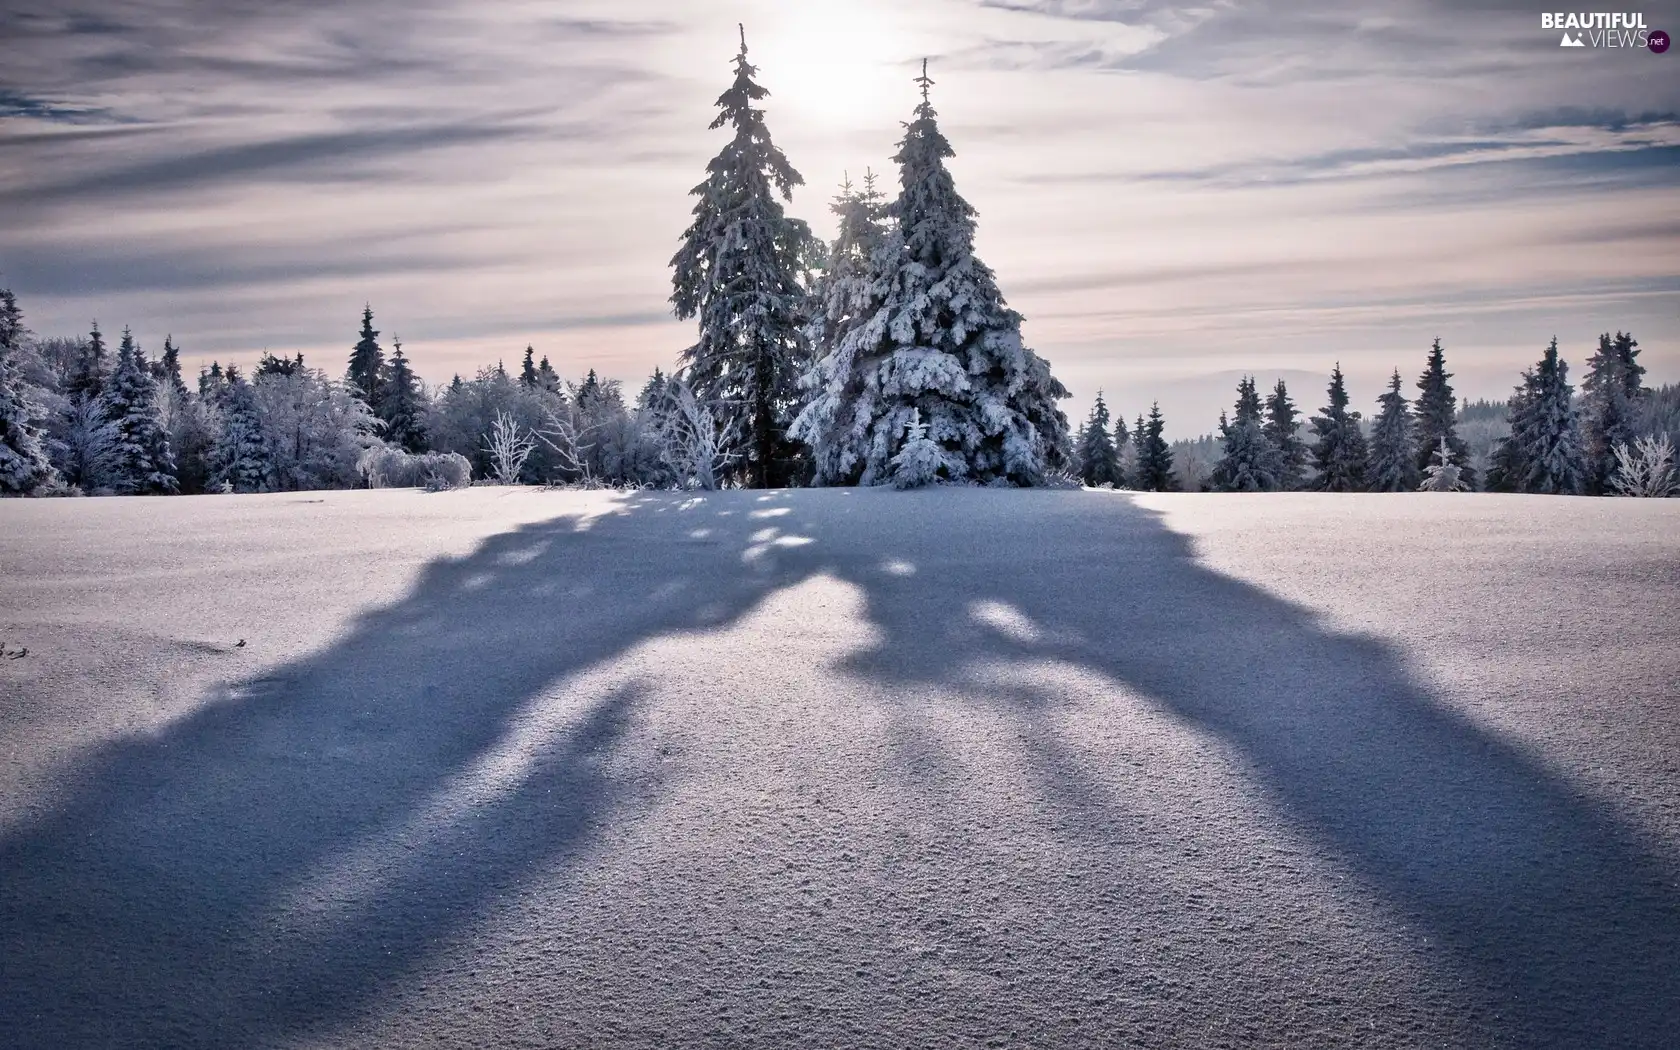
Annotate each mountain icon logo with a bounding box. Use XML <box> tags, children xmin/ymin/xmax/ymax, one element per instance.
<box><xmin>1560</xmin><ymin>32</ymin><xmax>1586</xmax><ymax>46</ymax></box>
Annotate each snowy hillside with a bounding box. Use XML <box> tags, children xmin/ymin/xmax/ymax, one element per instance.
<box><xmin>2</xmin><ymin>489</ymin><xmax>1677</xmax><ymax>1048</ymax></box>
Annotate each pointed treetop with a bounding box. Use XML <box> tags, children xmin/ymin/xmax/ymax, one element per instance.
<box><xmin>739</xmin><ymin>22</ymin><xmax>747</xmax><ymax>55</ymax></box>
<box><xmin>916</xmin><ymin>58</ymin><xmax>936</xmax><ymax>105</ymax></box>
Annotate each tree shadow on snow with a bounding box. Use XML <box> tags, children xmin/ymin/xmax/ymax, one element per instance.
<box><xmin>0</xmin><ymin>488</ymin><xmax>1674</xmax><ymax>1048</ymax></box>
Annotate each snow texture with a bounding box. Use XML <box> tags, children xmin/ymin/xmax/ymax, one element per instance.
<box><xmin>2</xmin><ymin>489</ymin><xmax>1678</xmax><ymax>1049</ymax></box>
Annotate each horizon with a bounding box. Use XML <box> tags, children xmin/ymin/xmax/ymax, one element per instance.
<box><xmin>3</xmin><ymin>0</ymin><xmax>1676</xmax><ymax>437</ymax></box>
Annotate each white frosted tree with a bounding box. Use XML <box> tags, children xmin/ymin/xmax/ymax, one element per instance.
<box><xmin>889</xmin><ymin>409</ymin><xmax>955</xmax><ymax>489</ymax></box>
<box><xmin>103</xmin><ymin>327</ymin><xmax>178</xmax><ymax>494</ymax></box>
<box><xmin>1608</xmin><ymin>435</ymin><xmax>1678</xmax><ymax>497</ymax></box>
<box><xmin>1367</xmin><ymin>369</ymin><xmax>1419</xmax><ymax>492</ymax></box>
<box><xmin>0</xmin><ymin>289</ymin><xmax>57</xmax><ymax>494</ymax></box>
<box><xmin>670</xmin><ymin>26</ymin><xmax>816</xmax><ymax>488</ymax></box>
<box><xmin>1420</xmin><ymin>437</ymin><xmax>1468</xmax><ymax>492</ymax></box>
<box><xmin>483</xmin><ymin>410</ymin><xmax>536</xmax><ymax>485</ymax></box>
<box><xmin>793</xmin><ymin>61</ymin><xmax>1070</xmax><ymax>486</ymax></box>
<box><xmin>1491</xmin><ymin>338</ymin><xmax>1584</xmax><ymax>494</ymax></box>
<box><xmin>212</xmin><ymin>369</ymin><xmax>273</xmax><ymax>493</ymax></box>
<box><xmin>1310</xmin><ymin>364</ymin><xmax>1368</xmax><ymax>492</ymax></box>
<box><xmin>1209</xmin><ymin>376</ymin><xmax>1284</xmax><ymax>491</ymax></box>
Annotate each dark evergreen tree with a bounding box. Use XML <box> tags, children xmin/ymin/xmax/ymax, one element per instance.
<box><xmin>0</xmin><ymin>288</ymin><xmax>57</xmax><ymax>494</ymax></box>
<box><xmin>1310</xmin><ymin>364</ymin><xmax>1368</xmax><ymax>492</ymax></box>
<box><xmin>1415</xmin><ymin>338</ymin><xmax>1472</xmax><ymax>487</ymax></box>
<box><xmin>1367</xmin><ymin>369</ymin><xmax>1419</xmax><ymax>492</ymax></box>
<box><xmin>257</xmin><ymin>352</ymin><xmax>306</xmax><ymax>378</ymax></box>
<box><xmin>671</xmin><ymin>26</ymin><xmax>816</xmax><ymax>487</ymax></box>
<box><xmin>1263</xmin><ymin>379</ymin><xmax>1306</xmax><ymax>489</ymax></box>
<box><xmin>155</xmin><ymin>335</ymin><xmax>188</xmax><ymax>398</ymax></box>
<box><xmin>1580</xmin><ymin>331</ymin><xmax>1647</xmax><ymax>495</ymax></box>
<box><xmin>346</xmin><ymin>305</ymin><xmax>384</xmax><ymax>409</ymax></box>
<box><xmin>1210</xmin><ymin>376</ymin><xmax>1285</xmax><ymax>491</ymax></box>
<box><xmin>1132</xmin><ymin>402</ymin><xmax>1178</xmax><ymax>492</ymax></box>
<box><xmin>379</xmin><ymin>337</ymin><xmax>427</xmax><ymax>453</ymax></box>
<box><xmin>103</xmin><ymin>327</ymin><xmax>177</xmax><ymax>494</ymax></box>
<box><xmin>790</xmin><ymin>62</ymin><xmax>1070</xmax><ymax>485</ymax></box>
<box><xmin>1492</xmin><ymin>337</ymin><xmax>1584</xmax><ymax>494</ymax></box>
<box><xmin>199</xmin><ymin>361</ymin><xmax>225</xmax><ymax>398</ymax></box>
<box><xmin>519</xmin><ymin>345</ymin><xmax>540</xmax><ymax>389</ymax></box>
<box><xmin>68</xmin><ymin>322</ymin><xmax>108</xmax><ymax>401</ymax></box>
<box><xmin>637</xmin><ymin>367</ymin><xmax>670</xmax><ymax>412</ymax></box>
<box><xmin>1076</xmin><ymin>390</ymin><xmax>1121</xmax><ymax>487</ymax></box>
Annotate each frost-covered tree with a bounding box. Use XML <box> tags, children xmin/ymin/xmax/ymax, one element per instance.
<box><xmin>1421</xmin><ymin>437</ymin><xmax>1468</xmax><ymax>492</ymax></box>
<box><xmin>794</xmin><ymin>170</ymin><xmax>893</xmax><ymax>482</ymax></box>
<box><xmin>212</xmin><ymin>369</ymin><xmax>273</xmax><ymax>492</ymax></box>
<box><xmin>1310</xmin><ymin>364</ymin><xmax>1367</xmax><ymax>492</ymax></box>
<box><xmin>1263</xmin><ymin>379</ymin><xmax>1306</xmax><ymax>490</ymax></box>
<box><xmin>1132</xmin><ymin>402</ymin><xmax>1178</xmax><ymax>492</ymax></box>
<box><xmin>1210</xmin><ymin>376</ymin><xmax>1284</xmax><ymax>492</ymax></box>
<box><xmin>103</xmin><ymin>328</ymin><xmax>177</xmax><ymax>494</ymax></box>
<box><xmin>671</xmin><ymin>27</ymin><xmax>816</xmax><ymax>487</ymax></box>
<box><xmin>483</xmin><ymin>410</ymin><xmax>536</xmax><ymax>485</ymax></box>
<box><xmin>1367</xmin><ymin>369</ymin><xmax>1419</xmax><ymax>492</ymax></box>
<box><xmin>792</xmin><ymin>62</ymin><xmax>1070</xmax><ymax>486</ymax></box>
<box><xmin>890</xmin><ymin>409</ymin><xmax>954</xmax><ymax>489</ymax></box>
<box><xmin>1491</xmin><ymin>338</ymin><xmax>1584</xmax><ymax>495</ymax></box>
<box><xmin>67</xmin><ymin>322</ymin><xmax>108</xmax><ymax>402</ymax></box>
<box><xmin>1608</xmin><ymin>435</ymin><xmax>1678</xmax><ymax>497</ymax></box>
<box><xmin>537</xmin><ymin>355</ymin><xmax>563</xmax><ymax>396</ymax></box>
<box><xmin>1580</xmin><ymin>331</ymin><xmax>1647</xmax><ymax>495</ymax></box>
<box><xmin>252</xmin><ymin>366</ymin><xmax>378</xmax><ymax>490</ymax></box>
<box><xmin>1076</xmin><ymin>390</ymin><xmax>1121</xmax><ymax>487</ymax></box>
<box><xmin>519</xmin><ymin>345</ymin><xmax>540</xmax><ymax>389</ymax></box>
<box><xmin>379</xmin><ymin>337</ymin><xmax>427</xmax><ymax>453</ymax></box>
<box><xmin>1415</xmin><ymin>339</ymin><xmax>1472</xmax><ymax>488</ymax></box>
<box><xmin>0</xmin><ymin>289</ymin><xmax>57</xmax><ymax>494</ymax></box>
<box><xmin>152</xmin><ymin>335</ymin><xmax>188</xmax><ymax>399</ymax></box>
<box><xmin>346</xmin><ymin>305</ymin><xmax>384</xmax><ymax>410</ymax></box>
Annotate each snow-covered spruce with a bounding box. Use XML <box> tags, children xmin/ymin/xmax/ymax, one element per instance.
<box><xmin>1421</xmin><ymin>437</ymin><xmax>1468</xmax><ymax>492</ymax></box>
<box><xmin>1263</xmin><ymin>379</ymin><xmax>1306</xmax><ymax>490</ymax></box>
<box><xmin>0</xmin><ymin>289</ymin><xmax>57</xmax><ymax>495</ymax></box>
<box><xmin>1131</xmin><ymin>402</ymin><xmax>1178</xmax><ymax>492</ymax></box>
<box><xmin>380</xmin><ymin>338</ymin><xmax>427</xmax><ymax>453</ymax></box>
<box><xmin>671</xmin><ymin>27</ymin><xmax>816</xmax><ymax>488</ymax></box>
<box><xmin>1075</xmin><ymin>390</ymin><xmax>1122</xmax><ymax>488</ymax></box>
<box><xmin>1309</xmin><ymin>364</ymin><xmax>1368</xmax><ymax>492</ymax></box>
<box><xmin>1489</xmin><ymin>338</ymin><xmax>1584</xmax><ymax>495</ymax></box>
<box><xmin>1580</xmin><ymin>331</ymin><xmax>1647</xmax><ymax>495</ymax></box>
<box><xmin>212</xmin><ymin>368</ymin><xmax>273</xmax><ymax>493</ymax></box>
<box><xmin>346</xmin><ymin>305</ymin><xmax>385</xmax><ymax>412</ymax></box>
<box><xmin>103</xmin><ymin>327</ymin><xmax>178</xmax><ymax>495</ymax></box>
<box><xmin>1367</xmin><ymin>369</ymin><xmax>1420</xmax><ymax>493</ymax></box>
<box><xmin>793</xmin><ymin>62</ymin><xmax>1070</xmax><ymax>487</ymax></box>
<box><xmin>1415</xmin><ymin>339</ymin><xmax>1473</xmax><ymax>488</ymax></box>
<box><xmin>1210</xmin><ymin>376</ymin><xmax>1285</xmax><ymax>492</ymax></box>
<box><xmin>889</xmin><ymin>410</ymin><xmax>954</xmax><ymax>489</ymax></box>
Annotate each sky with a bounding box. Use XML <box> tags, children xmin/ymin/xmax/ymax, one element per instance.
<box><xmin>2</xmin><ymin>0</ymin><xmax>1677</xmax><ymax>435</ymax></box>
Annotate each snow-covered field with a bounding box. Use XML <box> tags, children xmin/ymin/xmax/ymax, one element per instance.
<box><xmin>2</xmin><ymin>488</ymin><xmax>1677</xmax><ymax>1048</ymax></box>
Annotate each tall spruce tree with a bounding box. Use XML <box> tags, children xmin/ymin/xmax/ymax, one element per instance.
<box><xmin>519</xmin><ymin>345</ymin><xmax>540</xmax><ymax>389</ymax></box>
<box><xmin>103</xmin><ymin>327</ymin><xmax>177</xmax><ymax>494</ymax></box>
<box><xmin>156</xmin><ymin>335</ymin><xmax>188</xmax><ymax>398</ymax></box>
<box><xmin>793</xmin><ymin>170</ymin><xmax>892</xmax><ymax>482</ymax></box>
<box><xmin>0</xmin><ymin>288</ymin><xmax>56</xmax><ymax>494</ymax></box>
<box><xmin>537</xmin><ymin>355</ymin><xmax>563</xmax><ymax>396</ymax></box>
<box><xmin>1310</xmin><ymin>364</ymin><xmax>1368</xmax><ymax>492</ymax></box>
<box><xmin>1367</xmin><ymin>369</ymin><xmax>1419</xmax><ymax>492</ymax></box>
<box><xmin>380</xmin><ymin>337</ymin><xmax>427</xmax><ymax>453</ymax></box>
<box><xmin>1263</xmin><ymin>379</ymin><xmax>1306</xmax><ymax>489</ymax></box>
<box><xmin>1492</xmin><ymin>337</ymin><xmax>1584</xmax><ymax>494</ymax></box>
<box><xmin>1076</xmin><ymin>390</ymin><xmax>1121</xmax><ymax>487</ymax></box>
<box><xmin>1132</xmin><ymin>402</ymin><xmax>1178</xmax><ymax>492</ymax></box>
<box><xmin>671</xmin><ymin>26</ymin><xmax>815</xmax><ymax>487</ymax></box>
<box><xmin>791</xmin><ymin>61</ymin><xmax>1070</xmax><ymax>486</ymax></box>
<box><xmin>1415</xmin><ymin>338</ymin><xmax>1472</xmax><ymax>487</ymax></box>
<box><xmin>1580</xmin><ymin>331</ymin><xmax>1646</xmax><ymax>495</ymax></box>
<box><xmin>1210</xmin><ymin>375</ymin><xmax>1284</xmax><ymax>491</ymax></box>
<box><xmin>346</xmin><ymin>305</ymin><xmax>384</xmax><ymax>410</ymax></box>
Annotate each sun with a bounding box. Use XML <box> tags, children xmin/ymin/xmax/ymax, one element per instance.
<box><xmin>751</xmin><ymin>0</ymin><xmax>911</xmax><ymax>129</ymax></box>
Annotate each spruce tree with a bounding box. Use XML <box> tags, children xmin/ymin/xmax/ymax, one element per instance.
<box><xmin>537</xmin><ymin>355</ymin><xmax>563</xmax><ymax>396</ymax></box>
<box><xmin>1367</xmin><ymin>369</ymin><xmax>1419</xmax><ymax>492</ymax></box>
<box><xmin>212</xmin><ymin>369</ymin><xmax>271</xmax><ymax>493</ymax></box>
<box><xmin>156</xmin><ymin>335</ymin><xmax>188</xmax><ymax>399</ymax></box>
<box><xmin>1132</xmin><ymin>402</ymin><xmax>1178</xmax><ymax>492</ymax></box>
<box><xmin>379</xmin><ymin>337</ymin><xmax>427</xmax><ymax>453</ymax></box>
<box><xmin>346</xmin><ymin>305</ymin><xmax>384</xmax><ymax>410</ymax></box>
<box><xmin>103</xmin><ymin>327</ymin><xmax>177</xmax><ymax>494</ymax></box>
<box><xmin>671</xmin><ymin>26</ymin><xmax>815</xmax><ymax>487</ymax></box>
<box><xmin>791</xmin><ymin>61</ymin><xmax>1070</xmax><ymax>486</ymax></box>
<box><xmin>1415</xmin><ymin>338</ymin><xmax>1472</xmax><ymax>487</ymax></box>
<box><xmin>519</xmin><ymin>345</ymin><xmax>540</xmax><ymax>389</ymax></box>
<box><xmin>1421</xmin><ymin>437</ymin><xmax>1468</xmax><ymax>491</ymax></box>
<box><xmin>1263</xmin><ymin>379</ymin><xmax>1306</xmax><ymax>489</ymax></box>
<box><xmin>1580</xmin><ymin>331</ymin><xmax>1647</xmax><ymax>494</ymax></box>
<box><xmin>1210</xmin><ymin>376</ymin><xmax>1284</xmax><ymax>491</ymax></box>
<box><xmin>1310</xmin><ymin>364</ymin><xmax>1368</xmax><ymax>492</ymax></box>
<box><xmin>1075</xmin><ymin>390</ymin><xmax>1120</xmax><ymax>487</ymax></box>
<box><xmin>1493</xmin><ymin>337</ymin><xmax>1584</xmax><ymax>494</ymax></box>
<box><xmin>68</xmin><ymin>322</ymin><xmax>108</xmax><ymax>402</ymax></box>
<box><xmin>0</xmin><ymin>288</ymin><xmax>57</xmax><ymax>494</ymax></box>
<box><xmin>793</xmin><ymin>170</ymin><xmax>892</xmax><ymax>482</ymax></box>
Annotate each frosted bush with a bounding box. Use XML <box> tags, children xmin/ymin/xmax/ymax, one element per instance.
<box><xmin>1609</xmin><ymin>435</ymin><xmax>1678</xmax><ymax>497</ymax></box>
<box><xmin>358</xmin><ymin>446</ymin><xmax>471</xmax><ymax>490</ymax></box>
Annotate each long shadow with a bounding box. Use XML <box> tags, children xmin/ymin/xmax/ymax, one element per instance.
<box><xmin>1</xmin><ymin>489</ymin><xmax>1675</xmax><ymax>1047</ymax></box>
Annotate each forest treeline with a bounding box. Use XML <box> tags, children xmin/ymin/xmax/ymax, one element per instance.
<box><xmin>1</xmin><ymin>33</ymin><xmax>1674</xmax><ymax>498</ymax></box>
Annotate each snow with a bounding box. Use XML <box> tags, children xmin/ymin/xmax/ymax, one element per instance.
<box><xmin>2</xmin><ymin>488</ymin><xmax>1677</xmax><ymax>1048</ymax></box>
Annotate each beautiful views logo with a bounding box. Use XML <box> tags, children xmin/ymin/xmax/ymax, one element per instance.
<box><xmin>1541</xmin><ymin>11</ymin><xmax>1668</xmax><ymax>48</ymax></box>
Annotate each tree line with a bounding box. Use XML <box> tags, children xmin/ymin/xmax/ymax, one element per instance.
<box><xmin>1075</xmin><ymin>334</ymin><xmax>1676</xmax><ymax>496</ymax></box>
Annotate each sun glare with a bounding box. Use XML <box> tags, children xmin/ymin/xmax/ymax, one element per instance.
<box><xmin>754</xmin><ymin>0</ymin><xmax>909</xmax><ymax>128</ymax></box>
